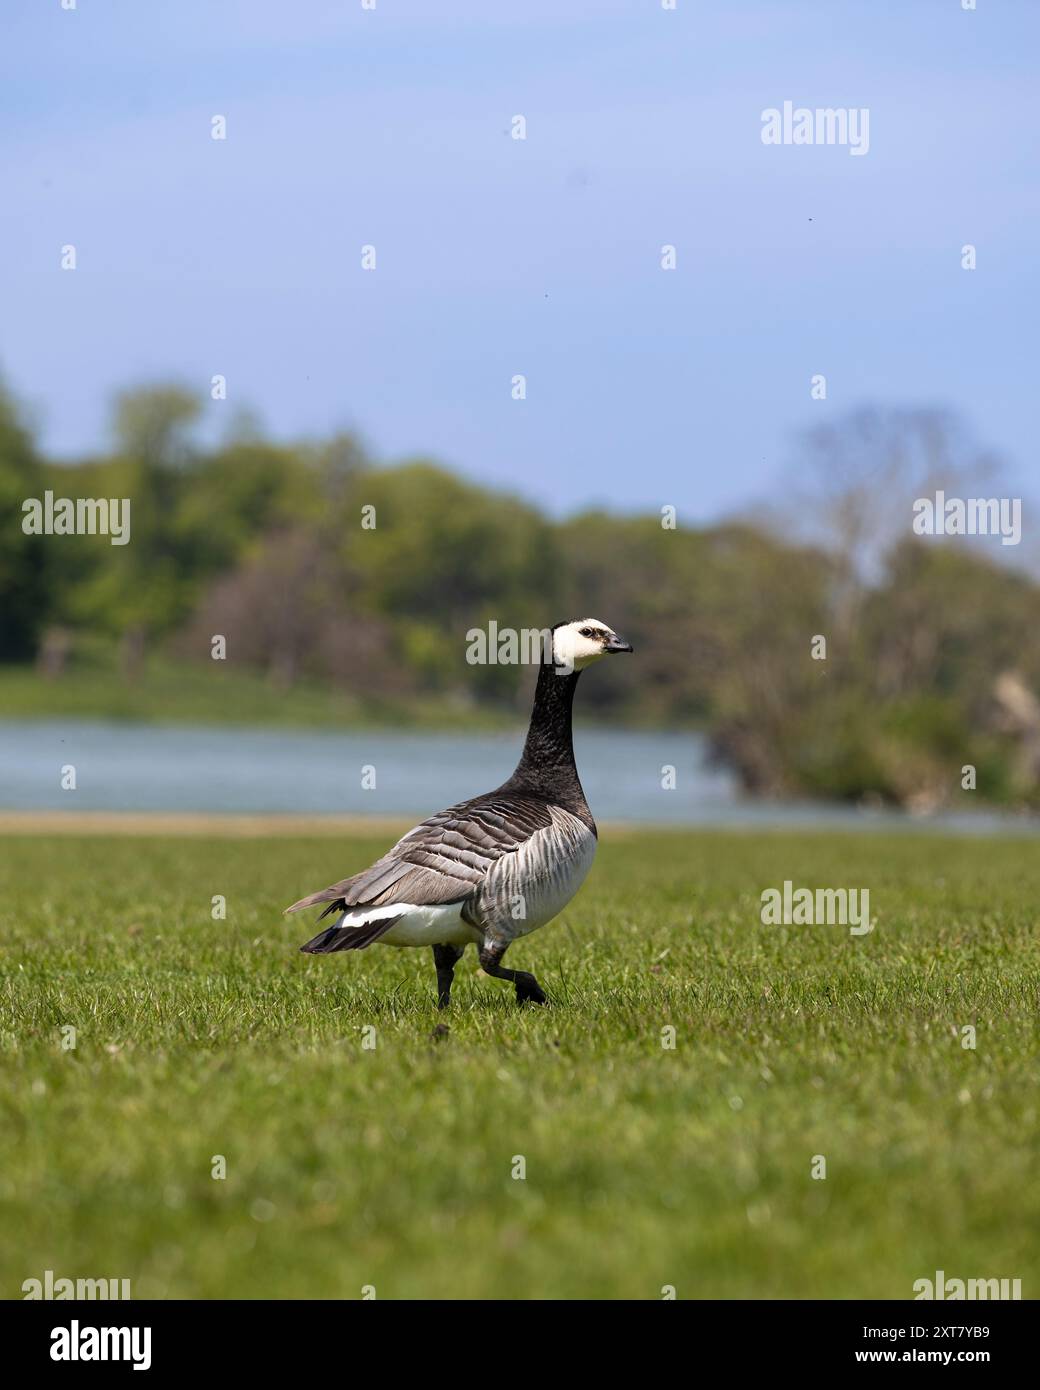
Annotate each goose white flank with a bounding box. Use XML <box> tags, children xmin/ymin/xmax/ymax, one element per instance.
<box><xmin>285</xmin><ymin>618</ymin><xmax>633</xmax><ymax>1006</ymax></box>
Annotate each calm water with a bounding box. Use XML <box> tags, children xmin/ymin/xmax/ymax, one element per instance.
<box><xmin>0</xmin><ymin>720</ymin><xmax>1036</xmax><ymax>834</ymax></box>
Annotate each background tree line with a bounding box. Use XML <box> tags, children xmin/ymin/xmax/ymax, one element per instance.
<box><xmin>3</xmin><ymin>381</ymin><xmax>1038</xmax><ymax>811</ymax></box>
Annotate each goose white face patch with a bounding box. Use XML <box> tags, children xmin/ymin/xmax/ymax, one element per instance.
<box><xmin>552</xmin><ymin>618</ymin><xmax>613</xmax><ymax>671</ymax></box>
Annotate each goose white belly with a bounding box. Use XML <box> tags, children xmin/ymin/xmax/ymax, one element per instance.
<box><xmin>334</xmin><ymin>901</ymin><xmax>478</xmax><ymax>949</ymax></box>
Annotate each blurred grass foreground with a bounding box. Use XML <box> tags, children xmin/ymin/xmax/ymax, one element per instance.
<box><xmin>3</xmin><ymin>379</ymin><xmax>1040</xmax><ymax>812</ymax></box>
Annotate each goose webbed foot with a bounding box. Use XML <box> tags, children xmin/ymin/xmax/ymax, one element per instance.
<box><xmin>514</xmin><ymin>972</ymin><xmax>547</xmax><ymax>1006</ymax></box>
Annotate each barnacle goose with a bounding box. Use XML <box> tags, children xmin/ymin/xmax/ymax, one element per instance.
<box><xmin>285</xmin><ymin>619</ymin><xmax>633</xmax><ymax>1006</ymax></box>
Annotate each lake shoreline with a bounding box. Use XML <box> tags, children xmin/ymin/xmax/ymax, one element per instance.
<box><xmin>3</xmin><ymin>718</ymin><xmax>1037</xmax><ymax>837</ymax></box>
<box><xmin>2</xmin><ymin>809</ymin><xmax>1038</xmax><ymax>840</ymax></box>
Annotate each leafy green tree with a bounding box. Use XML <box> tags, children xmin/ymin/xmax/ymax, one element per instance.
<box><xmin>0</xmin><ymin>386</ymin><xmax>52</xmax><ymax>660</ymax></box>
<box><xmin>343</xmin><ymin>461</ymin><xmax>563</xmax><ymax>698</ymax></box>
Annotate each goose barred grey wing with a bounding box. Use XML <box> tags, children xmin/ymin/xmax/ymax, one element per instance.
<box><xmin>284</xmin><ymin>794</ymin><xmax>555</xmax><ymax>919</ymax></box>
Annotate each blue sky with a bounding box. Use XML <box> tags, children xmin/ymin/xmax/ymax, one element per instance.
<box><xmin>1</xmin><ymin>0</ymin><xmax>1037</xmax><ymax>520</ymax></box>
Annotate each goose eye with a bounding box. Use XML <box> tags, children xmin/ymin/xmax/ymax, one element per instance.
<box><xmin>580</xmin><ymin>627</ymin><xmax>594</xmax><ymax>638</ymax></box>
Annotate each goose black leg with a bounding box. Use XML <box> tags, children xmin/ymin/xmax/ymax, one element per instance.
<box><xmin>479</xmin><ymin>941</ymin><xmax>547</xmax><ymax>1006</ymax></box>
<box><xmin>432</xmin><ymin>943</ymin><xmax>465</xmax><ymax>1009</ymax></box>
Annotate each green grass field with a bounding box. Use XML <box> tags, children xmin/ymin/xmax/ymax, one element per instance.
<box><xmin>2</xmin><ymin>828</ymin><xmax>1038</xmax><ymax>1300</ymax></box>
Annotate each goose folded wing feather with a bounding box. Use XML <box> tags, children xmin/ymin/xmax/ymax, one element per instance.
<box><xmin>285</xmin><ymin>793</ymin><xmax>554</xmax><ymax>916</ymax></box>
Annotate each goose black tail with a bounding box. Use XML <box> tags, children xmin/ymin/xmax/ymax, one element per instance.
<box><xmin>300</xmin><ymin>915</ymin><xmax>403</xmax><ymax>953</ymax></box>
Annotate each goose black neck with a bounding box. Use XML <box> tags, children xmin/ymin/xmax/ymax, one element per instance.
<box><xmin>503</xmin><ymin>662</ymin><xmax>595</xmax><ymax>831</ymax></box>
